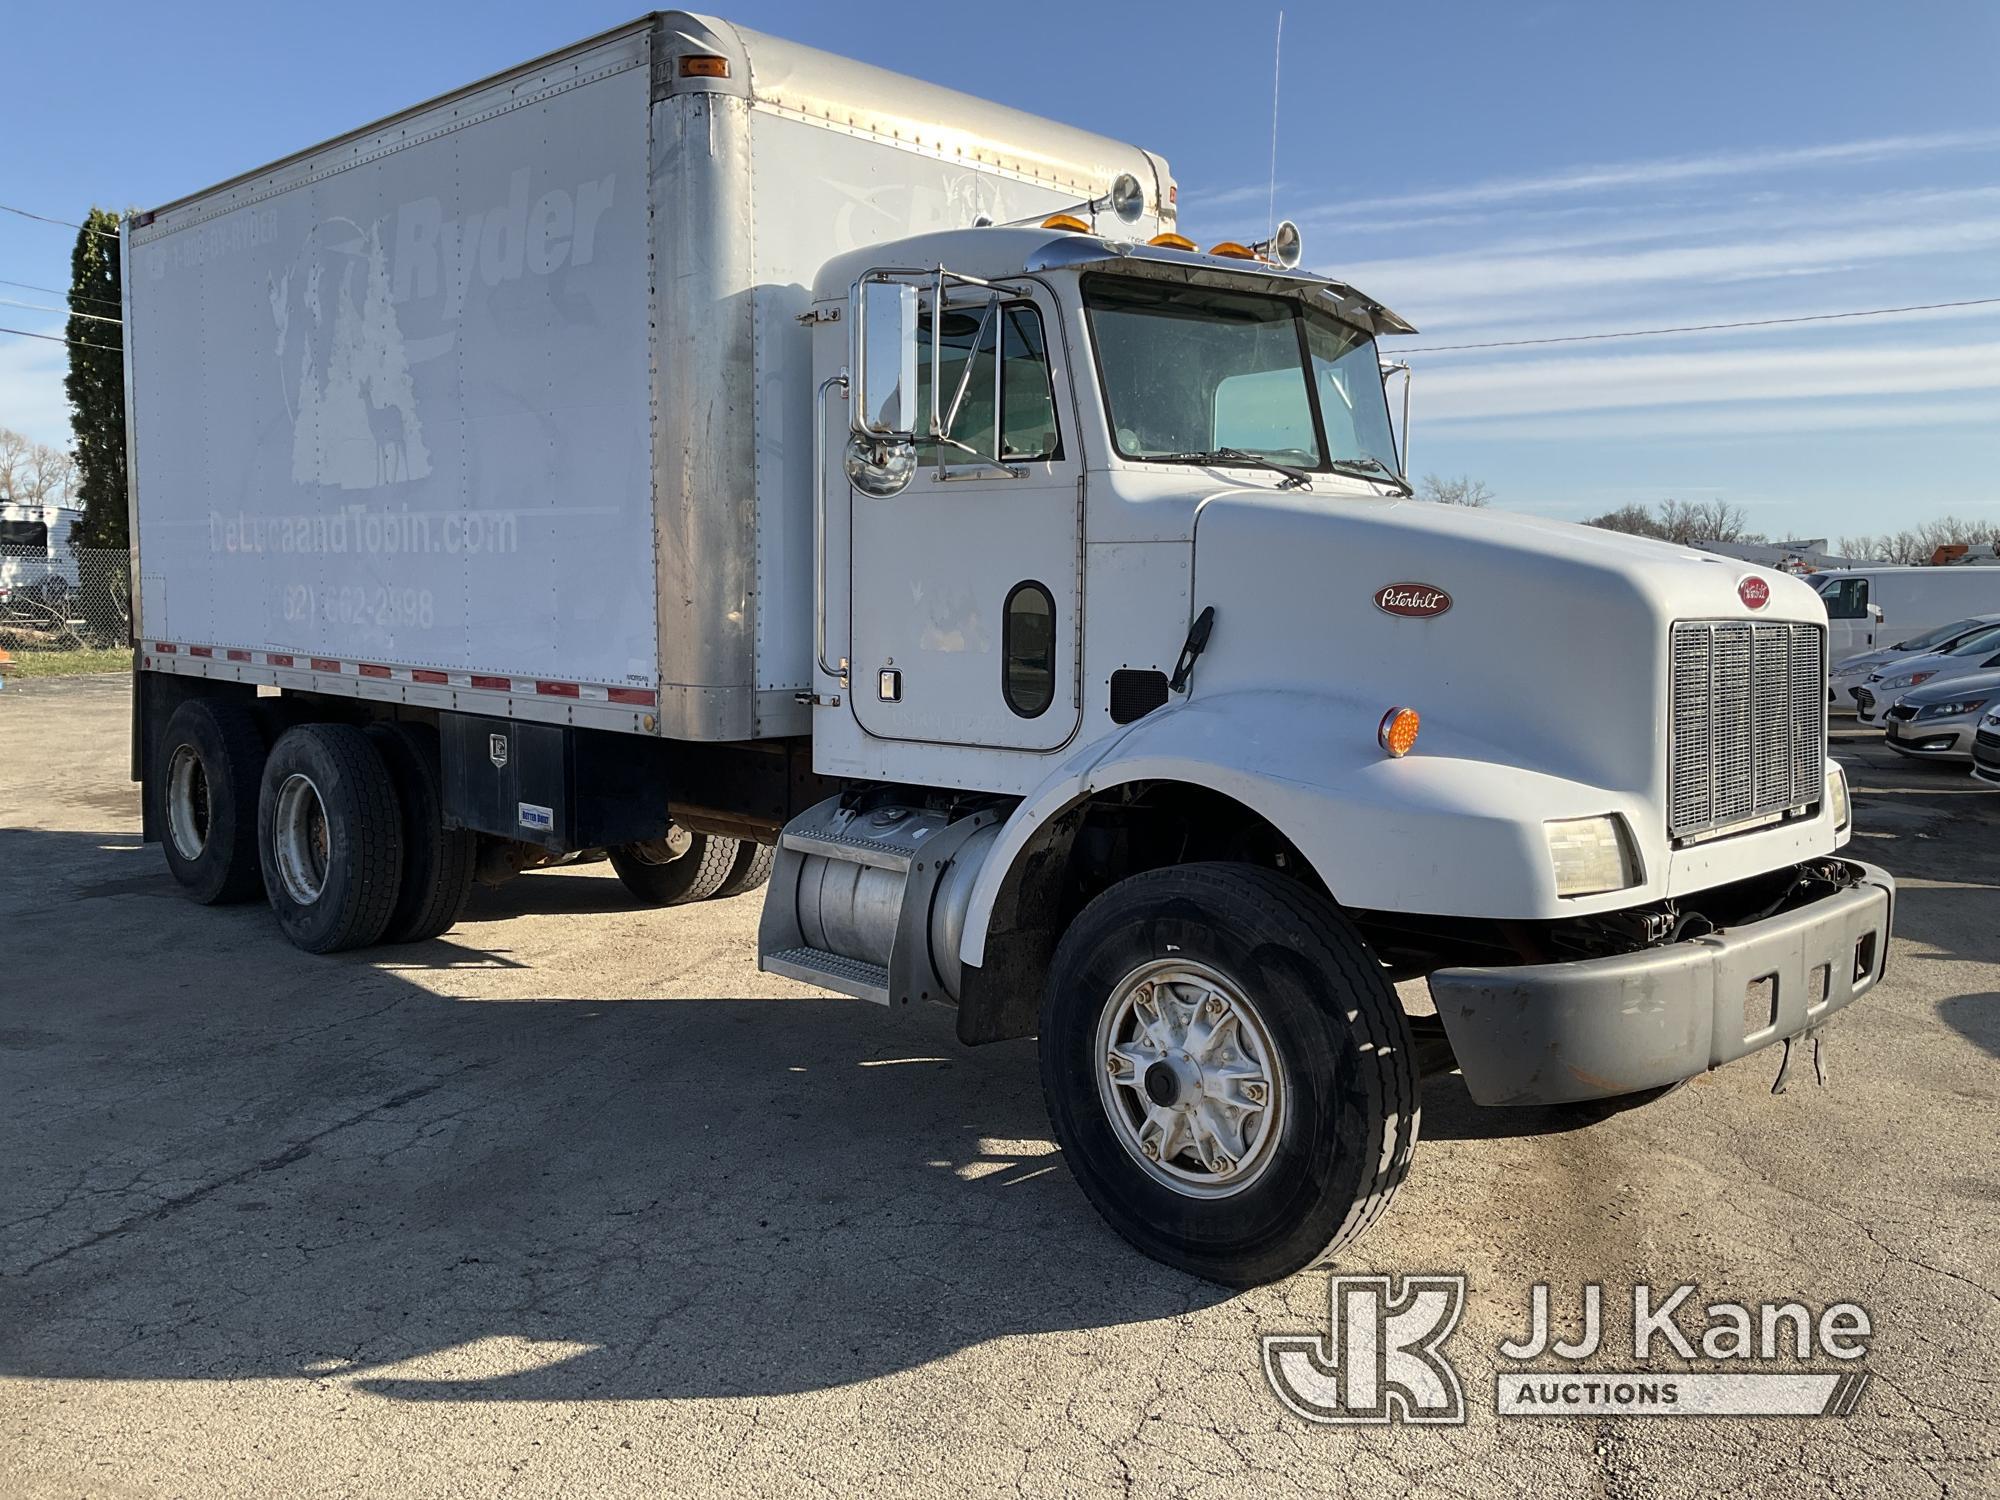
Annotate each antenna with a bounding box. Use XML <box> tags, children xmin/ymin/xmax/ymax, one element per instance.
<box><xmin>1268</xmin><ymin>10</ymin><xmax>1284</xmax><ymax>240</ymax></box>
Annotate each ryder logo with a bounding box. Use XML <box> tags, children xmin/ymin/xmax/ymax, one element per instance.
<box><xmin>1738</xmin><ymin>576</ymin><xmax>1772</xmax><ymax>610</ymax></box>
<box><xmin>1373</xmin><ymin>583</ymin><xmax>1453</xmax><ymax>619</ymax></box>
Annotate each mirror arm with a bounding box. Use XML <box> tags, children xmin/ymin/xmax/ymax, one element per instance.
<box><xmin>939</xmin><ymin>297</ymin><xmax>999</xmax><ymax>443</ymax></box>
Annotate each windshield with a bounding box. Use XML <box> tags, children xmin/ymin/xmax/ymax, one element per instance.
<box><xmin>1945</xmin><ymin>625</ymin><xmax>2000</xmax><ymax>658</ymax></box>
<box><xmin>1897</xmin><ymin>617</ymin><xmax>1986</xmax><ymax>651</ymax></box>
<box><xmin>1081</xmin><ymin>274</ymin><xmax>1401</xmax><ymax>481</ymax></box>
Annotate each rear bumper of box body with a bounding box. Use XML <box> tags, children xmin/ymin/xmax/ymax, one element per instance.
<box><xmin>1430</xmin><ymin>860</ymin><xmax>1895</xmax><ymax>1106</ymax></box>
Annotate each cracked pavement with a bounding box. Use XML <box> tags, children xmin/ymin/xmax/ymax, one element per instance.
<box><xmin>1</xmin><ymin>674</ymin><xmax>1995</xmax><ymax>1497</ymax></box>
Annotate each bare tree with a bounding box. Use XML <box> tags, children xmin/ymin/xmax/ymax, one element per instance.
<box><xmin>0</xmin><ymin>427</ymin><xmax>79</xmax><ymax>508</ymax></box>
<box><xmin>1418</xmin><ymin>473</ymin><xmax>1493</xmax><ymax>507</ymax></box>
<box><xmin>1583</xmin><ymin>502</ymin><xmax>1665</xmax><ymax>538</ymax></box>
<box><xmin>1839</xmin><ymin>514</ymin><xmax>2000</xmax><ymax>565</ymax></box>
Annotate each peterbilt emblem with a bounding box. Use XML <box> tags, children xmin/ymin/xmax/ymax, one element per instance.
<box><xmin>1738</xmin><ymin>576</ymin><xmax>1771</xmax><ymax>610</ymax></box>
<box><xmin>1373</xmin><ymin>583</ymin><xmax>1452</xmax><ymax>619</ymax></box>
<box><xmin>488</xmin><ymin>733</ymin><xmax>509</xmax><ymax>769</ymax></box>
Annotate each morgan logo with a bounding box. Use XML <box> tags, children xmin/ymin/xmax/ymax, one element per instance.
<box><xmin>1373</xmin><ymin>583</ymin><xmax>1452</xmax><ymax>618</ymax></box>
<box><xmin>1263</xmin><ymin>1274</ymin><xmax>1467</xmax><ymax>1424</ymax></box>
<box><xmin>488</xmin><ymin>733</ymin><xmax>509</xmax><ymax>770</ymax></box>
<box><xmin>1738</xmin><ymin>576</ymin><xmax>1771</xmax><ymax>610</ymax></box>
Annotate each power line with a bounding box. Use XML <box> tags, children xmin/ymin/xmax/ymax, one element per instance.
<box><xmin>0</xmin><ymin>324</ymin><xmax>121</xmax><ymax>355</ymax></box>
<box><xmin>0</xmin><ymin>296</ymin><xmax>120</xmax><ymax>325</ymax></box>
<box><xmin>0</xmin><ymin>276</ymin><xmax>121</xmax><ymax>310</ymax></box>
<box><xmin>0</xmin><ymin>202</ymin><xmax>119</xmax><ymax>239</ymax></box>
<box><xmin>1400</xmin><ymin>297</ymin><xmax>2000</xmax><ymax>353</ymax></box>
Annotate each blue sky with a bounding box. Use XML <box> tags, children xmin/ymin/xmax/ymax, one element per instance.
<box><xmin>2</xmin><ymin>0</ymin><xmax>1994</xmax><ymax>539</ymax></box>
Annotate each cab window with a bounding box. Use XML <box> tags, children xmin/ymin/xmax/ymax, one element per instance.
<box><xmin>1816</xmin><ymin>577</ymin><xmax>1869</xmax><ymax>620</ymax></box>
<box><xmin>916</xmin><ymin>301</ymin><xmax>1060</xmax><ymax>464</ymax></box>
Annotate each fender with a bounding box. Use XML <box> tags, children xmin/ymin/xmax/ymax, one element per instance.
<box><xmin>956</xmin><ymin>685</ymin><xmax>1662</xmax><ymax>972</ymax></box>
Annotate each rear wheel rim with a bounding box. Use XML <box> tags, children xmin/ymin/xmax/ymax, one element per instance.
<box><xmin>166</xmin><ymin>745</ymin><xmax>211</xmax><ymax>861</ymax></box>
<box><xmin>271</xmin><ymin>773</ymin><xmax>331</xmax><ymax>905</ymax></box>
<box><xmin>1093</xmin><ymin>958</ymin><xmax>1286</xmax><ymax>1199</ymax></box>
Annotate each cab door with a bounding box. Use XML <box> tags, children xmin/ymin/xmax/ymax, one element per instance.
<box><xmin>846</xmin><ymin>287</ymin><xmax>1081</xmax><ymax>751</ymax></box>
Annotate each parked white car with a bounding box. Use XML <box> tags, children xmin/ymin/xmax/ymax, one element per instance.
<box><xmin>1878</xmin><ymin>669</ymin><xmax>2000</xmax><ymax>762</ymax></box>
<box><xmin>1831</xmin><ymin>612</ymin><xmax>2000</xmax><ymax>712</ymax></box>
<box><xmin>1853</xmin><ymin>625</ymin><xmax>2000</xmax><ymax>723</ymax></box>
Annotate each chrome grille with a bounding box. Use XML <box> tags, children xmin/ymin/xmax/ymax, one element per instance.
<box><xmin>1669</xmin><ymin>621</ymin><xmax>1826</xmax><ymax>840</ymax></box>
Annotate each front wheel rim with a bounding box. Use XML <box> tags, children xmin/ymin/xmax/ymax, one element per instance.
<box><xmin>271</xmin><ymin>773</ymin><xmax>331</xmax><ymax>905</ymax></box>
<box><xmin>166</xmin><ymin>745</ymin><xmax>211</xmax><ymax>861</ymax></box>
<box><xmin>1092</xmin><ymin>958</ymin><xmax>1286</xmax><ymax>1199</ymax></box>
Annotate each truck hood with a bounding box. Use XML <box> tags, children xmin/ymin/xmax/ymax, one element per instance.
<box><xmin>1183</xmin><ymin>491</ymin><xmax>1827</xmax><ymax>797</ymax></box>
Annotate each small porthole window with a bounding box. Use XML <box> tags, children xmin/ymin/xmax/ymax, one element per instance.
<box><xmin>1003</xmin><ymin>580</ymin><xmax>1056</xmax><ymax>718</ymax></box>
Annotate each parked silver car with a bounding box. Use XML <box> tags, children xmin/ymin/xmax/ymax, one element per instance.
<box><xmin>1832</xmin><ymin>612</ymin><xmax>2000</xmax><ymax>710</ymax></box>
<box><xmin>1853</xmin><ymin>624</ymin><xmax>2000</xmax><ymax>724</ymax></box>
<box><xmin>1880</xmin><ymin>669</ymin><xmax>2000</xmax><ymax>762</ymax></box>
<box><xmin>1971</xmin><ymin>708</ymin><xmax>2000</xmax><ymax>786</ymax></box>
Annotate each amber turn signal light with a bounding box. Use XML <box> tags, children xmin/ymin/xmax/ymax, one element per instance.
<box><xmin>1378</xmin><ymin>707</ymin><xmax>1420</xmax><ymax>757</ymax></box>
<box><xmin>679</xmin><ymin>55</ymin><xmax>730</xmax><ymax>77</ymax></box>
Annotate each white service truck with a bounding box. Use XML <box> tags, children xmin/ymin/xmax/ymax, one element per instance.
<box><xmin>125</xmin><ymin>12</ymin><xmax>1895</xmax><ymax>1286</ymax></box>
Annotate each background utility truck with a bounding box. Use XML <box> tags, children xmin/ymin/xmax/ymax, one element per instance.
<box><xmin>126</xmin><ymin>12</ymin><xmax>1895</xmax><ymax>1286</ymax></box>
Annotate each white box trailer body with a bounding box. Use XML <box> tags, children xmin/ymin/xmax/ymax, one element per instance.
<box><xmin>125</xmin><ymin>13</ymin><xmax>1172</xmax><ymax>741</ymax></box>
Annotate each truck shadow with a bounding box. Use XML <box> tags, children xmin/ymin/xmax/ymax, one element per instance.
<box><xmin>1</xmin><ymin>828</ymin><xmax>1237</xmax><ymax>1403</ymax></box>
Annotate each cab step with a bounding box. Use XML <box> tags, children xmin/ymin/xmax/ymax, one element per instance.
<box><xmin>762</xmin><ymin>944</ymin><xmax>891</xmax><ymax>1004</ymax></box>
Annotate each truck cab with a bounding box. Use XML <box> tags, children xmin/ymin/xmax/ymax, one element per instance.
<box><xmin>754</xmin><ymin>217</ymin><xmax>1893</xmax><ymax>1282</ymax></box>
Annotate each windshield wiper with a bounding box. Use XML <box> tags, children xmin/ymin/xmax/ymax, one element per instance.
<box><xmin>1154</xmin><ymin>447</ymin><xmax>1313</xmax><ymax>489</ymax></box>
<box><xmin>1326</xmin><ymin>455</ymin><xmax>1413</xmax><ymax>495</ymax></box>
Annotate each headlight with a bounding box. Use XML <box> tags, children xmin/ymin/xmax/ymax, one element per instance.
<box><xmin>1884</xmin><ymin>671</ymin><xmax>1936</xmax><ymax>691</ymax></box>
<box><xmin>1545</xmin><ymin>816</ymin><xmax>1640</xmax><ymax>897</ymax></box>
<box><xmin>1826</xmin><ymin>762</ymin><xmax>1851</xmax><ymax>835</ymax></box>
<box><xmin>1916</xmin><ymin>696</ymin><xmax>1991</xmax><ymax>720</ymax></box>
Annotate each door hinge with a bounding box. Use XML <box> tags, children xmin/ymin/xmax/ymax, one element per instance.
<box><xmin>795</xmin><ymin>691</ymin><xmax>843</xmax><ymax>708</ymax></box>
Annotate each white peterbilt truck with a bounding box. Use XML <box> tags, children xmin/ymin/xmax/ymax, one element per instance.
<box><xmin>124</xmin><ymin>12</ymin><xmax>1894</xmax><ymax>1285</ymax></box>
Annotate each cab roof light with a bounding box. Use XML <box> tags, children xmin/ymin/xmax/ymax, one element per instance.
<box><xmin>1148</xmin><ymin>232</ymin><xmax>1196</xmax><ymax>250</ymax></box>
<box><xmin>1378</xmin><ymin>707</ymin><xmax>1420</xmax><ymax>758</ymax></box>
<box><xmin>1042</xmin><ymin>213</ymin><xmax>1092</xmax><ymax>232</ymax></box>
<box><xmin>1207</xmin><ymin>241</ymin><xmax>1258</xmax><ymax>260</ymax></box>
<box><xmin>678</xmin><ymin>55</ymin><xmax>730</xmax><ymax>77</ymax></box>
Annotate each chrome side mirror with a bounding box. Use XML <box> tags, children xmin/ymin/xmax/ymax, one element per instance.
<box><xmin>845</xmin><ymin>432</ymin><xmax>917</xmax><ymax>498</ymax></box>
<box><xmin>853</xmin><ymin>280</ymin><xmax>921</xmax><ymax>438</ymax></box>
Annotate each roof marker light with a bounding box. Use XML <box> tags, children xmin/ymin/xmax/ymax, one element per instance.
<box><xmin>1148</xmin><ymin>232</ymin><xmax>1196</xmax><ymax>250</ymax></box>
<box><xmin>1042</xmin><ymin>213</ymin><xmax>1092</xmax><ymax>232</ymax></box>
<box><xmin>1207</xmin><ymin>241</ymin><xmax>1257</xmax><ymax>260</ymax></box>
<box><xmin>679</xmin><ymin>55</ymin><xmax>730</xmax><ymax>77</ymax></box>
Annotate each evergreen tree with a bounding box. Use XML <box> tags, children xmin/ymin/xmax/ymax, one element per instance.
<box><xmin>65</xmin><ymin>207</ymin><xmax>127</xmax><ymax>550</ymax></box>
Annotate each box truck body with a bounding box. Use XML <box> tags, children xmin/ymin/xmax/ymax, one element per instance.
<box><xmin>125</xmin><ymin>15</ymin><xmax>1170</xmax><ymax>741</ymax></box>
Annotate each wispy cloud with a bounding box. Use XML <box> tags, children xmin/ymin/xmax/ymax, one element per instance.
<box><xmin>1307</xmin><ymin>130</ymin><xmax>2000</xmax><ymax>218</ymax></box>
<box><xmin>1417</xmin><ymin>340</ymin><xmax>2000</xmax><ymax>422</ymax></box>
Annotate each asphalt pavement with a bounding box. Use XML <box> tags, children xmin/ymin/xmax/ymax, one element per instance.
<box><xmin>1</xmin><ymin>675</ymin><xmax>1994</xmax><ymax>1498</ymax></box>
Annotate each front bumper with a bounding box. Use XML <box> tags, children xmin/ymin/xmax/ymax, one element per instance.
<box><xmin>1973</xmin><ymin>725</ymin><xmax>2000</xmax><ymax>784</ymax></box>
<box><xmin>1884</xmin><ymin>716</ymin><xmax>1973</xmax><ymax>760</ymax></box>
<box><xmin>1431</xmin><ymin>860</ymin><xmax>1895</xmax><ymax>1105</ymax></box>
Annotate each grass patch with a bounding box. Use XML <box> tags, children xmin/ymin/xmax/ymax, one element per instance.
<box><xmin>1</xmin><ymin>647</ymin><xmax>130</xmax><ymax>679</ymax></box>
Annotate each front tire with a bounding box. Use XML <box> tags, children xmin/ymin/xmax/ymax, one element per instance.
<box><xmin>154</xmin><ymin>698</ymin><xmax>267</xmax><ymax>905</ymax></box>
<box><xmin>257</xmin><ymin>724</ymin><xmax>404</xmax><ymax>953</ymax></box>
<box><xmin>1040</xmin><ymin>863</ymin><xmax>1419</xmax><ymax>1287</ymax></box>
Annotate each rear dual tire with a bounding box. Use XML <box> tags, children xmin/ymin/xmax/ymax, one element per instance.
<box><xmin>609</xmin><ymin>831</ymin><xmax>774</xmax><ymax>906</ymax></box>
<box><xmin>154</xmin><ymin>699</ymin><xmax>268</xmax><ymax>905</ymax></box>
<box><xmin>257</xmin><ymin>724</ymin><xmax>404</xmax><ymax>954</ymax></box>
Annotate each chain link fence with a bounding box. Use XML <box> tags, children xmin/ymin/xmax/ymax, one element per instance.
<box><xmin>0</xmin><ymin>543</ymin><xmax>132</xmax><ymax>675</ymax></box>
